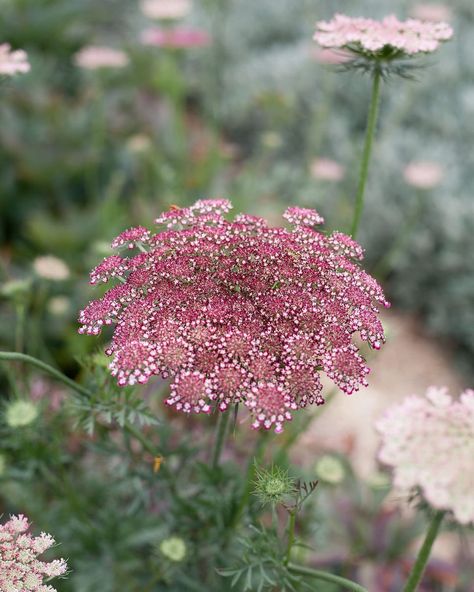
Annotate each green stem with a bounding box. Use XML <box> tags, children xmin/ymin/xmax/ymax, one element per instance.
<box><xmin>350</xmin><ymin>68</ymin><xmax>382</xmax><ymax>238</ymax></box>
<box><xmin>402</xmin><ymin>511</ymin><xmax>445</xmax><ymax>592</ymax></box>
<box><xmin>0</xmin><ymin>351</ymin><xmax>92</xmax><ymax>399</ymax></box>
<box><xmin>210</xmin><ymin>410</ymin><xmax>230</xmax><ymax>469</ymax></box>
<box><xmin>284</xmin><ymin>510</ymin><xmax>296</xmax><ymax>566</ymax></box>
<box><xmin>288</xmin><ymin>563</ymin><xmax>368</xmax><ymax>592</ymax></box>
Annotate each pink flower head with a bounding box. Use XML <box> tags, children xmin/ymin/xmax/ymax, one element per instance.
<box><xmin>403</xmin><ymin>160</ymin><xmax>444</xmax><ymax>189</ymax></box>
<box><xmin>79</xmin><ymin>199</ymin><xmax>389</xmax><ymax>433</ymax></box>
<box><xmin>311</xmin><ymin>47</ymin><xmax>352</xmax><ymax>65</ymax></box>
<box><xmin>140</xmin><ymin>0</ymin><xmax>192</xmax><ymax>20</ymax></box>
<box><xmin>314</xmin><ymin>13</ymin><xmax>453</xmax><ymax>58</ymax></box>
<box><xmin>140</xmin><ymin>26</ymin><xmax>211</xmax><ymax>49</ymax></box>
<box><xmin>74</xmin><ymin>46</ymin><xmax>129</xmax><ymax>69</ymax></box>
<box><xmin>0</xmin><ymin>43</ymin><xmax>30</xmax><ymax>76</ymax></box>
<box><xmin>376</xmin><ymin>387</ymin><xmax>474</xmax><ymax>525</ymax></box>
<box><xmin>0</xmin><ymin>514</ymin><xmax>67</xmax><ymax>591</ymax></box>
<box><xmin>310</xmin><ymin>158</ymin><xmax>345</xmax><ymax>182</ymax></box>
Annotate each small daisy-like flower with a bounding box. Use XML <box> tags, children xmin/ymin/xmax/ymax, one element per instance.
<box><xmin>79</xmin><ymin>199</ymin><xmax>389</xmax><ymax>432</ymax></box>
<box><xmin>0</xmin><ymin>514</ymin><xmax>67</xmax><ymax>591</ymax></box>
<box><xmin>0</xmin><ymin>43</ymin><xmax>30</xmax><ymax>76</ymax></box>
<box><xmin>314</xmin><ymin>14</ymin><xmax>452</xmax><ymax>77</ymax></box>
<box><xmin>376</xmin><ymin>387</ymin><xmax>474</xmax><ymax>525</ymax></box>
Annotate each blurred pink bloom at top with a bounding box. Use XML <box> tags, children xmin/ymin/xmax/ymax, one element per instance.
<box><xmin>310</xmin><ymin>158</ymin><xmax>345</xmax><ymax>182</ymax></box>
<box><xmin>141</xmin><ymin>26</ymin><xmax>211</xmax><ymax>49</ymax></box>
<box><xmin>140</xmin><ymin>0</ymin><xmax>192</xmax><ymax>20</ymax></box>
<box><xmin>74</xmin><ymin>46</ymin><xmax>129</xmax><ymax>69</ymax></box>
<box><xmin>377</xmin><ymin>387</ymin><xmax>474</xmax><ymax>525</ymax></box>
<box><xmin>0</xmin><ymin>43</ymin><xmax>30</xmax><ymax>76</ymax></box>
<box><xmin>0</xmin><ymin>514</ymin><xmax>68</xmax><ymax>591</ymax></box>
<box><xmin>314</xmin><ymin>13</ymin><xmax>453</xmax><ymax>56</ymax></box>
<box><xmin>411</xmin><ymin>3</ymin><xmax>452</xmax><ymax>23</ymax></box>
<box><xmin>310</xmin><ymin>46</ymin><xmax>352</xmax><ymax>65</ymax></box>
<box><xmin>403</xmin><ymin>160</ymin><xmax>444</xmax><ymax>189</ymax></box>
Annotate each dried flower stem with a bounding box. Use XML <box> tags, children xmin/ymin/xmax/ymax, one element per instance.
<box><xmin>211</xmin><ymin>410</ymin><xmax>231</xmax><ymax>469</ymax></box>
<box><xmin>402</xmin><ymin>510</ymin><xmax>445</xmax><ymax>592</ymax></box>
<box><xmin>351</xmin><ymin>69</ymin><xmax>382</xmax><ymax>238</ymax></box>
<box><xmin>287</xmin><ymin>563</ymin><xmax>368</xmax><ymax>591</ymax></box>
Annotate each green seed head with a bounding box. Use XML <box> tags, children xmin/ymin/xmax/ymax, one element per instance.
<box><xmin>159</xmin><ymin>537</ymin><xmax>186</xmax><ymax>562</ymax></box>
<box><xmin>5</xmin><ymin>400</ymin><xmax>39</xmax><ymax>428</ymax></box>
<box><xmin>254</xmin><ymin>464</ymin><xmax>295</xmax><ymax>506</ymax></box>
<box><xmin>314</xmin><ymin>455</ymin><xmax>346</xmax><ymax>485</ymax></box>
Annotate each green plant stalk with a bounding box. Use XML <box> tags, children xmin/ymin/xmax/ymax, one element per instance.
<box><xmin>284</xmin><ymin>510</ymin><xmax>296</xmax><ymax>566</ymax></box>
<box><xmin>350</xmin><ymin>68</ymin><xmax>382</xmax><ymax>238</ymax></box>
<box><xmin>402</xmin><ymin>510</ymin><xmax>445</xmax><ymax>592</ymax></box>
<box><xmin>210</xmin><ymin>409</ymin><xmax>231</xmax><ymax>469</ymax></box>
<box><xmin>288</xmin><ymin>563</ymin><xmax>368</xmax><ymax>592</ymax></box>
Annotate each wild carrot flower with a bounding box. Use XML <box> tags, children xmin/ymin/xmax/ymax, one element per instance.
<box><xmin>310</xmin><ymin>158</ymin><xmax>345</xmax><ymax>182</ymax></box>
<box><xmin>403</xmin><ymin>160</ymin><xmax>444</xmax><ymax>189</ymax></box>
<box><xmin>79</xmin><ymin>200</ymin><xmax>389</xmax><ymax>432</ymax></box>
<box><xmin>5</xmin><ymin>400</ymin><xmax>39</xmax><ymax>428</ymax></box>
<box><xmin>314</xmin><ymin>14</ymin><xmax>453</xmax><ymax>59</ymax></box>
<box><xmin>140</xmin><ymin>0</ymin><xmax>191</xmax><ymax>20</ymax></box>
<box><xmin>33</xmin><ymin>256</ymin><xmax>70</xmax><ymax>281</ymax></box>
<box><xmin>0</xmin><ymin>43</ymin><xmax>30</xmax><ymax>76</ymax></box>
<box><xmin>376</xmin><ymin>387</ymin><xmax>474</xmax><ymax>525</ymax></box>
<box><xmin>0</xmin><ymin>514</ymin><xmax>67</xmax><ymax>591</ymax></box>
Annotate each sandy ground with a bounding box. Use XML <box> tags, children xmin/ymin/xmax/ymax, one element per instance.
<box><xmin>294</xmin><ymin>309</ymin><xmax>467</xmax><ymax>477</ymax></box>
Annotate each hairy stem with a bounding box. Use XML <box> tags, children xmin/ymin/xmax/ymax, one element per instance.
<box><xmin>350</xmin><ymin>68</ymin><xmax>382</xmax><ymax>238</ymax></box>
<box><xmin>402</xmin><ymin>510</ymin><xmax>445</xmax><ymax>592</ymax></box>
<box><xmin>288</xmin><ymin>563</ymin><xmax>369</xmax><ymax>592</ymax></box>
<box><xmin>211</xmin><ymin>410</ymin><xmax>230</xmax><ymax>469</ymax></box>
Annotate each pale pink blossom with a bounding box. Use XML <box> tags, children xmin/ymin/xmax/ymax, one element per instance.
<box><xmin>377</xmin><ymin>387</ymin><xmax>474</xmax><ymax>525</ymax></box>
<box><xmin>310</xmin><ymin>158</ymin><xmax>345</xmax><ymax>182</ymax></box>
<box><xmin>79</xmin><ymin>199</ymin><xmax>389</xmax><ymax>433</ymax></box>
<box><xmin>0</xmin><ymin>514</ymin><xmax>67</xmax><ymax>591</ymax></box>
<box><xmin>141</xmin><ymin>26</ymin><xmax>211</xmax><ymax>49</ymax></box>
<box><xmin>411</xmin><ymin>4</ymin><xmax>452</xmax><ymax>23</ymax></box>
<box><xmin>0</xmin><ymin>43</ymin><xmax>30</xmax><ymax>76</ymax></box>
<box><xmin>310</xmin><ymin>46</ymin><xmax>352</xmax><ymax>65</ymax></box>
<box><xmin>140</xmin><ymin>0</ymin><xmax>191</xmax><ymax>20</ymax></box>
<box><xmin>74</xmin><ymin>46</ymin><xmax>129</xmax><ymax>70</ymax></box>
<box><xmin>403</xmin><ymin>160</ymin><xmax>444</xmax><ymax>189</ymax></box>
<box><xmin>314</xmin><ymin>13</ymin><xmax>453</xmax><ymax>57</ymax></box>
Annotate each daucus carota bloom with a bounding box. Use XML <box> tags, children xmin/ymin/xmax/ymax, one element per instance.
<box><xmin>79</xmin><ymin>200</ymin><xmax>389</xmax><ymax>432</ymax></box>
<box><xmin>74</xmin><ymin>46</ymin><xmax>129</xmax><ymax>69</ymax></box>
<box><xmin>314</xmin><ymin>14</ymin><xmax>452</xmax><ymax>61</ymax></box>
<box><xmin>140</xmin><ymin>27</ymin><xmax>211</xmax><ymax>49</ymax></box>
<box><xmin>376</xmin><ymin>387</ymin><xmax>474</xmax><ymax>525</ymax></box>
<box><xmin>403</xmin><ymin>160</ymin><xmax>444</xmax><ymax>189</ymax></box>
<box><xmin>310</xmin><ymin>158</ymin><xmax>345</xmax><ymax>182</ymax></box>
<box><xmin>0</xmin><ymin>43</ymin><xmax>30</xmax><ymax>76</ymax></box>
<box><xmin>0</xmin><ymin>514</ymin><xmax>67</xmax><ymax>592</ymax></box>
<box><xmin>140</xmin><ymin>0</ymin><xmax>191</xmax><ymax>20</ymax></box>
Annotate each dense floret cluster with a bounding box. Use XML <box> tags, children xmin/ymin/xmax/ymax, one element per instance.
<box><xmin>79</xmin><ymin>199</ymin><xmax>389</xmax><ymax>432</ymax></box>
<box><xmin>377</xmin><ymin>387</ymin><xmax>474</xmax><ymax>525</ymax></box>
<box><xmin>0</xmin><ymin>514</ymin><xmax>67</xmax><ymax>592</ymax></box>
<box><xmin>314</xmin><ymin>14</ymin><xmax>452</xmax><ymax>58</ymax></box>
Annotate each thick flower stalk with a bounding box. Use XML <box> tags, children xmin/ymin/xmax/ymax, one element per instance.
<box><xmin>0</xmin><ymin>514</ymin><xmax>67</xmax><ymax>592</ymax></box>
<box><xmin>377</xmin><ymin>386</ymin><xmax>474</xmax><ymax>525</ymax></box>
<box><xmin>79</xmin><ymin>199</ymin><xmax>389</xmax><ymax>432</ymax></box>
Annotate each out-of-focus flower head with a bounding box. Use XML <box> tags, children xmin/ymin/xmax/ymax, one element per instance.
<box><xmin>79</xmin><ymin>199</ymin><xmax>389</xmax><ymax>433</ymax></box>
<box><xmin>159</xmin><ymin>536</ymin><xmax>187</xmax><ymax>562</ymax></box>
<box><xmin>5</xmin><ymin>400</ymin><xmax>39</xmax><ymax>428</ymax></box>
<box><xmin>310</xmin><ymin>158</ymin><xmax>345</xmax><ymax>182</ymax></box>
<box><xmin>0</xmin><ymin>514</ymin><xmax>67</xmax><ymax>591</ymax></box>
<box><xmin>314</xmin><ymin>14</ymin><xmax>453</xmax><ymax>78</ymax></box>
<box><xmin>140</xmin><ymin>27</ymin><xmax>211</xmax><ymax>49</ymax></box>
<box><xmin>411</xmin><ymin>4</ymin><xmax>452</xmax><ymax>23</ymax></box>
<box><xmin>33</xmin><ymin>256</ymin><xmax>70</xmax><ymax>281</ymax></box>
<box><xmin>403</xmin><ymin>160</ymin><xmax>444</xmax><ymax>189</ymax></box>
<box><xmin>0</xmin><ymin>43</ymin><xmax>30</xmax><ymax>76</ymax></box>
<box><xmin>376</xmin><ymin>387</ymin><xmax>474</xmax><ymax>525</ymax></box>
<box><xmin>140</xmin><ymin>0</ymin><xmax>191</xmax><ymax>20</ymax></box>
<box><xmin>74</xmin><ymin>46</ymin><xmax>129</xmax><ymax>70</ymax></box>
<box><xmin>315</xmin><ymin>455</ymin><xmax>346</xmax><ymax>484</ymax></box>
<box><xmin>311</xmin><ymin>46</ymin><xmax>352</xmax><ymax>65</ymax></box>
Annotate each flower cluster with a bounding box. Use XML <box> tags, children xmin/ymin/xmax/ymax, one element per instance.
<box><xmin>0</xmin><ymin>514</ymin><xmax>67</xmax><ymax>591</ymax></box>
<box><xmin>314</xmin><ymin>14</ymin><xmax>453</xmax><ymax>59</ymax></box>
<box><xmin>79</xmin><ymin>199</ymin><xmax>389</xmax><ymax>432</ymax></box>
<box><xmin>74</xmin><ymin>46</ymin><xmax>129</xmax><ymax>70</ymax></box>
<box><xmin>0</xmin><ymin>43</ymin><xmax>30</xmax><ymax>76</ymax></box>
<box><xmin>141</xmin><ymin>27</ymin><xmax>211</xmax><ymax>49</ymax></box>
<box><xmin>377</xmin><ymin>387</ymin><xmax>474</xmax><ymax>525</ymax></box>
